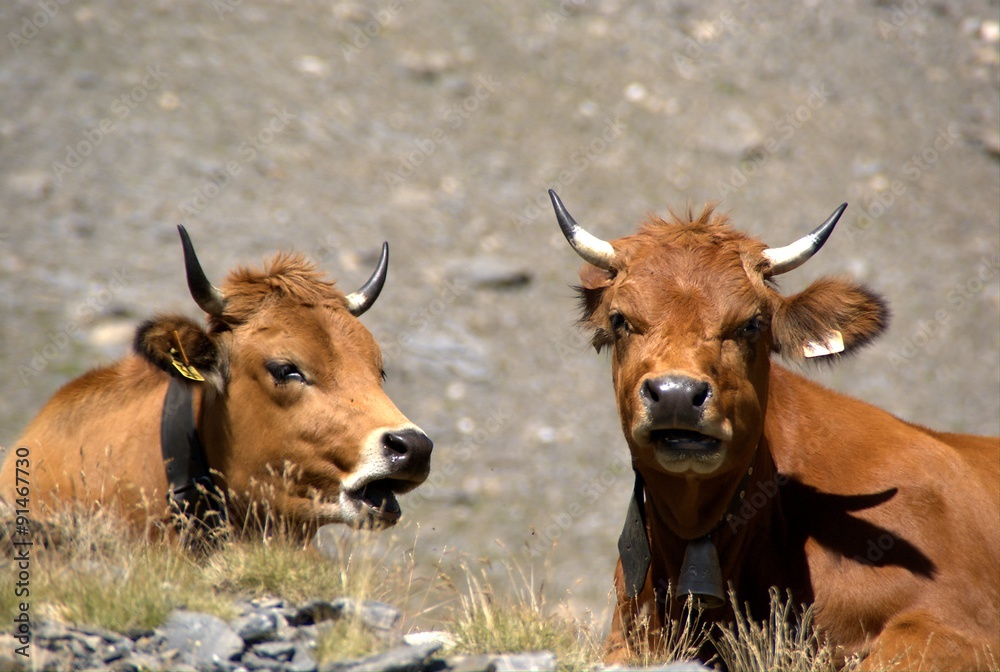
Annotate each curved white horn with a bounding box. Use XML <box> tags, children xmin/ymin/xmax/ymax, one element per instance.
<box><xmin>177</xmin><ymin>225</ymin><xmax>227</xmax><ymax>317</ymax></box>
<box><xmin>549</xmin><ymin>190</ymin><xmax>616</xmax><ymax>271</ymax></box>
<box><xmin>763</xmin><ymin>203</ymin><xmax>847</xmax><ymax>277</ymax></box>
<box><xmin>345</xmin><ymin>242</ymin><xmax>389</xmax><ymax>316</ymax></box>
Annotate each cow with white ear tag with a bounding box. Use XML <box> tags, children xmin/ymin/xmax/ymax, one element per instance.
<box><xmin>550</xmin><ymin>189</ymin><xmax>999</xmax><ymax>670</ymax></box>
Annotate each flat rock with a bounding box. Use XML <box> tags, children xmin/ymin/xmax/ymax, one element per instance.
<box><xmin>157</xmin><ymin>610</ymin><xmax>245</xmax><ymax>669</ymax></box>
<box><xmin>285</xmin><ymin>646</ymin><xmax>319</xmax><ymax>672</ymax></box>
<box><xmin>252</xmin><ymin>640</ymin><xmax>296</xmax><ymax>661</ymax></box>
<box><xmin>321</xmin><ymin>640</ymin><xmax>444</xmax><ymax>672</ymax></box>
<box><xmin>333</xmin><ymin>598</ymin><xmax>402</xmax><ymax>632</ymax></box>
<box><xmin>489</xmin><ymin>651</ymin><xmax>557</xmax><ymax>672</ymax></box>
<box><xmin>231</xmin><ymin>611</ymin><xmax>278</xmax><ymax>645</ymax></box>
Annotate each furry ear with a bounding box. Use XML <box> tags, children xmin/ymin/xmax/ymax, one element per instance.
<box><xmin>576</xmin><ymin>264</ymin><xmax>616</xmax><ymax>351</ymax></box>
<box><xmin>771</xmin><ymin>277</ymin><xmax>890</xmax><ymax>363</ymax></box>
<box><xmin>134</xmin><ymin>315</ymin><xmax>218</xmax><ymax>381</ymax></box>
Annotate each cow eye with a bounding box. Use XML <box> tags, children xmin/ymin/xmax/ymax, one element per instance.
<box><xmin>267</xmin><ymin>361</ymin><xmax>306</xmax><ymax>385</ymax></box>
<box><xmin>737</xmin><ymin>316</ymin><xmax>764</xmax><ymax>343</ymax></box>
<box><xmin>610</xmin><ymin>312</ymin><xmax>631</xmax><ymax>336</ymax></box>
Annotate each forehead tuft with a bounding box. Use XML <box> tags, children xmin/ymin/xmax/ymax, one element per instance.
<box><xmin>217</xmin><ymin>252</ymin><xmax>350</xmax><ymax>325</ymax></box>
<box><xmin>615</xmin><ymin>204</ymin><xmax>768</xmax><ymax>280</ymax></box>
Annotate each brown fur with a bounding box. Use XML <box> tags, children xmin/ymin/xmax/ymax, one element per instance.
<box><xmin>0</xmin><ymin>251</ymin><xmax>428</xmax><ymax>535</ymax></box>
<box><xmin>568</xmin><ymin>204</ymin><xmax>998</xmax><ymax>670</ymax></box>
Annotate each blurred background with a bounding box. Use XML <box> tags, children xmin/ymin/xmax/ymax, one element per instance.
<box><xmin>1</xmin><ymin>0</ymin><xmax>997</xmax><ymax>626</ymax></box>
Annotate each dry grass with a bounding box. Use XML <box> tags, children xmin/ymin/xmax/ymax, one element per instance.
<box><xmin>4</xmin><ymin>506</ymin><xmax>990</xmax><ymax>671</ymax></box>
<box><xmin>448</xmin><ymin>558</ymin><xmax>601</xmax><ymax>671</ymax></box>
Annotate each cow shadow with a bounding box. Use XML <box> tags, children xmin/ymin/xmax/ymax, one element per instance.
<box><xmin>780</xmin><ymin>478</ymin><xmax>936</xmax><ymax>579</ymax></box>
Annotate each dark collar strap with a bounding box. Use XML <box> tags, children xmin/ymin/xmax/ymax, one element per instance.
<box><xmin>618</xmin><ymin>470</ymin><xmax>651</xmax><ymax>598</ymax></box>
<box><xmin>618</xmin><ymin>450</ymin><xmax>760</xmax><ymax>599</ymax></box>
<box><xmin>160</xmin><ymin>377</ymin><xmax>226</xmax><ymax>528</ymax></box>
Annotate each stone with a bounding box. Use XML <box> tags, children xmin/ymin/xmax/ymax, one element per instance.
<box><xmin>361</xmin><ymin>601</ymin><xmax>402</xmax><ymax>632</ymax></box>
<box><xmin>401</xmin><ymin>631</ymin><xmax>456</xmax><ymax>649</ymax></box>
<box><xmin>489</xmin><ymin>651</ymin><xmax>557</xmax><ymax>672</ymax></box>
<box><xmin>321</xmin><ymin>641</ymin><xmax>443</xmax><ymax>672</ymax></box>
<box><xmin>239</xmin><ymin>651</ymin><xmax>284</xmax><ymax>671</ymax></box>
<box><xmin>444</xmin><ymin>653</ymin><xmax>497</xmax><ymax>672</ymax></box>
<box><xmin>157</xmin><ymin>610</ymin><xmax>245</xmax><ymax>669</ymax></box>
<box><xmin>252</xmin><ymin>641</ymin><xmax>296</xmax><ymax>661</ymax></box>
<box><xmin>100</xmin><ymin>639</ymin><xmax>134</xmax><ymax>663</ymax></box>
<box><xmin>285</xmin><ymin>646</ymin><xmax>319</xmax><ymax>672</ymax></box>
<box><xmin>446</xmin><ymin>257</ymin><xmax>532</xmax><ymax>290</ymax></box>
<box><xmin>232</xmin><ymin>611</ymin><xmax>278</xmax><ymax>645</ymax></box>
<box><xmin>111</xmin><ymin>653</ymin><xmax>167</xmax><ymax>672</ymax></box>
<box><xmin>288</xmin><ymin>600</ymin><xmax>345</xmax><ymax>626</ymax></box>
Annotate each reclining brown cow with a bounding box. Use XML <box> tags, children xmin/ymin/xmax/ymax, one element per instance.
<box><xmin>549</xmin><ymin>190</ymin><xmax>999</xmax><ymax>670</ymax></box>
<box><xmin>0</xmin><ymin>228</ymin><xmax>432</xmax><ymax>536</ymax></box>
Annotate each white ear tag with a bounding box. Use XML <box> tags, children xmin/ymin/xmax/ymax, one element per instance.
<box><xmin>803</xmin><ymin>330</ymin><xmax>845</xmax><ymax>358</ymax></box>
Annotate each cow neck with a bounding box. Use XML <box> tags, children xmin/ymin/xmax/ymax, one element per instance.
<box><xmin>160</xmin><ymin>377</ymin><xmax>227</xmax><ymax>531</ymax></box>
<box><xmin>617</xmin><ymin>445</ymin><xmax>762</xmax><ymax>607</ymax></box>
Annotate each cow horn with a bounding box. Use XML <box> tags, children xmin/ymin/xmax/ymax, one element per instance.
<box><xmin>177</xmin><ymin>225</ymin><xmax>227</xmax><ymax>317</ymax></box>
<box><xmin>345</xmin><ymin>242</ymin><xmax>389</xmax><ymax>316</ymax></box>
<box><xmin>762</xmin><ymin>203</ymin><xmax>848</xmax><ymax>277</ymax></box>
<box><xmin>549</xmin><ymin>190</ymin><xmax>616</xmax><ymax>271</ymax></box>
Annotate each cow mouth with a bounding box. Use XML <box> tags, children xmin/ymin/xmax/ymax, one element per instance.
<box><xmin>650</xmin><ymin>429</ymin><xmax>722</xmax><ymax>453</ymax></box>
<box><xmin>351</xmin><ymin>479</ymin><xmax>406</xmax><ymax>524</ymax></box>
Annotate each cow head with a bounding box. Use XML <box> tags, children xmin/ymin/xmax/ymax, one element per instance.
<box><xmin>551</xmin><ymin>191</ymin><xmax>887</xmax><ymax>483</ymax></box>
<box><xmin>136</xmin><ymin>227</ymin><xmax>432</xmax><ymax>531</ymax></box>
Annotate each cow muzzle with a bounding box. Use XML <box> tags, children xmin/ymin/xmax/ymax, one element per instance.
<box><xmin>634</xmin><ymin>374</ymin><xmax>730</xmax><ymax>471</ymax></box>
<box><xmin>343</xmin><ymin>426</ymin><xmax>433</xmax><ymax>527</ymax></box>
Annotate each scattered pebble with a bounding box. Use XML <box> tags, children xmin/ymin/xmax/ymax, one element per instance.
<box><xmin>445</xmin><ymin>256</ymin><xmax>533</xmax><ymax>290</ymax></box>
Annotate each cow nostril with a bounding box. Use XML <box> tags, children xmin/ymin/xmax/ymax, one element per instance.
<box><xmin>642</xmin><ymin>379</ymin><xmax>660</xmax><ymax>404</ymax></box>
<box><xmin>383</xmin><ymin>432</ymin><xmax>409</xmax><ymax>456</ymax></box>
<box><xmin>692</xmin><ymin>382</ymin><xmax>710</xmax><ymax>407</ymax></box>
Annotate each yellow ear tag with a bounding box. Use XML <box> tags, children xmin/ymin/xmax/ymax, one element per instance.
<box><xmin>169</xmin><ymin>331</ymin><xmax>205</xmax><ymax>381</ymax></box>
<box><xmin>171</xmin><ymin>357</ymin><xmax>205</xmax><ymax>381</ymax></box>
<box><xmin>804</xmin><ymin>330</ymin><xmax>845</xmax><ymax>358</ymax></box>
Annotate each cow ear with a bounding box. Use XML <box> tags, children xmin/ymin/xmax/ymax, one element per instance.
<box><xmin>771</xmin><ymin>277</ymin><xmax>890</xmax><ymax>363</ymax></box>
<box><xmin>576</xmin><ymin>264</ymin><xmax>616</xmax><ymax>351</ymax></box>
<box><xmin>134</xmin><ymin>315</ymin><xmax>218</xmax><ymax>381</ymax></box>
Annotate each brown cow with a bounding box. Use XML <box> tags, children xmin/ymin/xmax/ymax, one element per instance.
<box><xmin>0</xmin><ymin>228</ymin><xmax>432</xmax><ymax>535</ymax></box>
<box><xmin>549</xmin><ymin>190</ymin><xmax>999</xmax><ymax>670</ymax></box>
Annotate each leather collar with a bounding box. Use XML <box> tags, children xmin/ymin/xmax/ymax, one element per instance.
<box><xmin>617</xmin><ymin>450</ymin><xmax>759</xmax><ymax>599</ymax></box>
<box><xmin>160</xmin><ymin>377</ymin><xmax>226</xmax><ymax>529</ymax></box>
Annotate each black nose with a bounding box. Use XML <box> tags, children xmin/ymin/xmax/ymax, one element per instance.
<box><xmin>641</xmin><ymin>375</ymin><xmax>712</xmax><ymax>427</ymax></box>
<box><xmin>382</xmin><ymin>429</ymin><xmax>433</xmax><ymax>481</ymax></box>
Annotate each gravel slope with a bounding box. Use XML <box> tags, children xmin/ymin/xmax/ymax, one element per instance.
<box><xmin>1</xmin><ymin>0</ymin><xmax>997</xmax><ymax>620</ymax></box>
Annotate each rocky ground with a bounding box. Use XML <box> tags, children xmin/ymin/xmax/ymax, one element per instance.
<box><xmin>1</xmin><ymin>0</ymin><xmax>998</xmax><ymax>630</ymax></box>
<box><xmin>0</xmin><ymin>597</ymin><xmax>710</xmax><ymax>672</ymax></box>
